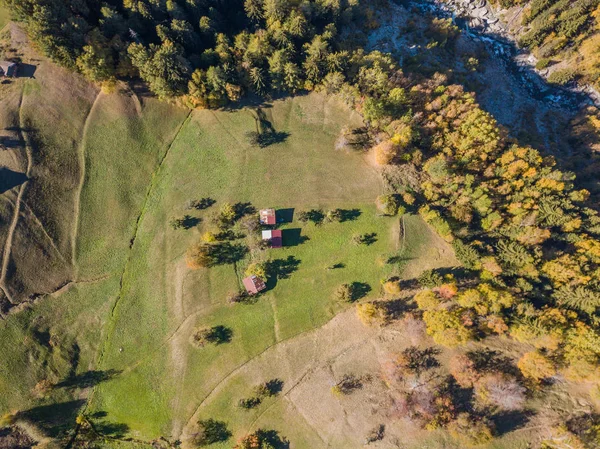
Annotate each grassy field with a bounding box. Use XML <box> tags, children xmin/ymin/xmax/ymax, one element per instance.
<box><xmin>0</xmin><ymin>28</ymin><xmax>461</xmax><ymax>448</ymax></box>
<box><xmin>85</xmin><ymin>93</ymin><xmax>423</xmax><ymax>438</ymax></box>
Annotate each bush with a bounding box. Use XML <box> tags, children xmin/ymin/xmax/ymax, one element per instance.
<box><xmin>190</xmin><ymin>326</ymin><xmax>233</xmax><ymax>347</ymax></box>
<box><xmin>518</xmin><ymin>351</ymin><xmax>556</xmax><ymax>382</ymax></box>
<box><xmin>474</xmin><ymin>373</ymin><xmax>526</xmax><ymax>410</ymax></box>
<box><xmin>238</xmin><ymin>397</ymin><xmax>261</xmax><ymax>409</ymax></box>
<box><xmin>335</xmin><ymin>283</ymin><xmax>353</xmax><ymax>302</ymax></box>
<box><xmin>245</xmin><ymin>262</ymin><xmax>268</xmax><ymax>280</ymax></box>
<box><xmin>352</xmin><ymin>232</ymin><xmax>378</xmax><ymax>245</ymax></box>
<box><xmin>418</xmin><ymin>270</ymin><xmax>444</xmax><ymax>288</ymax></box>
<box><xmin>376</xmin><ymin>194</ymin><xmax>405</xmax><ymax>216</ymax></box>
<box><xmin>383</xmin><ymin>279</ymin><xmax>401</xmax><ymax>296</ymax></box>
<box><xmin>332</xmin><ymin>374</ymin><xmax>363</xmax><ymax>395</ymax></box>
<box><xmin>190</xmin><ymin>419</ymin><xmax>232</xmax><ymax>446</ymax></box>
<box><xmin>535</xmin><ymin>58</ymin><xmax>552</xmax><ymax>70</ymax></box>
<box><xmin>448</xmin><ymin>413</ymin><xmax>494</xmax><ymax>446</ymax></box>
<box><xmin>449</xmin><ymin>354</ymin><xmax>480</xmax><ymax>388</ymax></box>
<box><xmin>548</xmin><ymin>68</ymin><xmax>577</xmax><ymax>85</ymax></box>
<box><xmin>297</xmin><ymin>209</ymin><xmax>324</xmax><ymax>225</ymax></box>
<box><xmin>356</xmin><ymin>302</ymin><xmax>388</xmax><ymax>325</ymax></box>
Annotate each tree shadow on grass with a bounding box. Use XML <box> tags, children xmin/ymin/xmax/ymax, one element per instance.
<box><xmin>265</xmin><ymin>379</ymin><xmax>284</xmax><ymax>396</ymax></box>
<box><xmin>268</xmin><ymin>256</ymin><xmax>301</xmax><ymax>280</ymax></box>
<box><xmin>338</xmin><ymin>208</ymin><xmax>362</xmax><ymax>222</ymax></box>
<box><xmin>382</xmin><ymin>298</ymin><xmax>417</xmax><ymax>320</ymax></box>
<box><xmin>181</xmin><ymin>215</ymin><xmax>201</xmax><ymax>229</ymax></box>
<box><xmin>257</xmin><ymin>429</ymin><xmax>290</xmax><ymax>449</ymax></box>
<box><xmin>234</xmin><ymin>202</ymin><xmax>257</xmax><ymax>220</ymax></box>
<box><xmin>93</xmin><ymin>420</ymin><xmax>130</xmax><ymax>438</ymax></box>
<box><xmin>210</xmin><ymin>242</ymin><xmax>249</xmax><ymax>265</ymax></box>
<box><xmin>246</xmin><ymin>130</ymin><xmax>290</xmax><ymax>148</ymax></box>
<box><xmin>491</xmin><ymin>410</ymin><xmax>534</xmax><ymax>436</ymax></box>
<box><xmin>465</xmin><ymin>348</ymin><xmax>520</xmax><ymax>378</ymax></box>
<box><xmin>16</xmin><ymin>400</ymin><xmax>85</xmax><ymax>438</ymax></box>
<box><xmin>55</xmin><ymin>369</ymin><xmax>121</xmax><ymax>390</ymax></box>
<box><xmin>282</xmin><ymin>228</ymin><xmax>309</xmax><ymax>247</ymax></box>
<box><xmin>350</xmin><ymin>282</ymin><xmax>371</xmax><ymax>301</ymax></box>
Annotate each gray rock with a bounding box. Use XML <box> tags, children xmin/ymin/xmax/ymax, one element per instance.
<box><xmin>472</xmin><ymin>7</ymin><xmax>488</xmax><ymax>17</ymax></box>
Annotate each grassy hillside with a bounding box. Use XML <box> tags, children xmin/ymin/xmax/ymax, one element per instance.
<box><xmin>0</xmin><ymin>27</ymin><xmax>459</xmax><ymax>447</ymax></box>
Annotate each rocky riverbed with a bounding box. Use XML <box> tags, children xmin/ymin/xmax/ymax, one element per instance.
<box><xmin>414</xmin><ymin>0</ymin><xmax>600</xmax><ymax>109</ymax></box>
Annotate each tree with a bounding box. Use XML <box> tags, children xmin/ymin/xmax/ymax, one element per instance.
<box><xmin>376</xmin><ymin>194</ymin><xmax>404</xmax><ymax>216</ymax></box>
<box><xmin>190</xmin><ymin>419</ymin><xmax>232</xmax><ymax>446</ymax></box>
<box><xmin>447</xmin><ymin>413</ymin><xmax>494</xmax><ymax>446</ymax></box>
<box><xmin>356</xmin><ymin>302</ymin><xmax>388</xmax><ymax>326</ymax></box>
<box><xmin>245</xmin><ymin>262</ymin><xmax>268</xmax><ymax>280</ymax></box>
<box><xmin>190</xmin><ymin>325</ymin><xmax>233</xmax><ymax>347</ymax></box>
<box><xmin>474</xmin><ymin>373</ymin><xmax>526</xmax><ymax>410</ymax></box>
<box><xmin>128</xmin><ymin>40</ymin><xmax>191</xmax><ymax>98</ymax></box>
<box><xmin>517</xmin><ymin>351</ymin><xmax>556</xmax><ymax>382</ymax></box>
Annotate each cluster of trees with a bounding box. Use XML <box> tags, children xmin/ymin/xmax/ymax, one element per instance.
<box><xmin>515</xmin><ymin>0</ymin><xmax>600</xmax><ymax>87</ymax></box>
<box><xmin>186</xmin><ymin>202</ymin><xmax>256</xmax><ymax>268</ymax></box>
<box><xmin>234</xmin><ymin>429</ymin><xmax>288</xmax><ymax>449</ymax></box>
<box><xmin>343</xmin><ymin>59</ymin><xmax>600</xmax><ymax>385</ymax></box>
<box><xmin>4</xmin><ymin>0</ymin><xmax>389</xmax><ymax>101</ymax></box>
<box><xmin>394</xmin><ymin>79</ymin><xmax>600</xmax><ymax>382</ymax></box>
<box><xmin>238</xmin><ymin>379</ymin><xmax>283</xmax><ymax>409</ymax></box>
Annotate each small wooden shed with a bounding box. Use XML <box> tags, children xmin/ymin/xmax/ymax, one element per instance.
<box><xmin>242</xmin><ymin>275</ymin><xmax>267</xmax><ymax>295</ymax></box>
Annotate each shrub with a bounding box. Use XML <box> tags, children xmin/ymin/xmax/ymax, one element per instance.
<box><xmin>376</xmin><ymin>194</ymin><xmax>405</xmax><ymax>216</ymax></box>
<box><xmin>448</xmin><ymin>413</ymin><xmax>494</xmax><ymax>446</ymax></box>
<box><xmin>190</xmin><ymin>419</ymin><xmax>232</xmax><ymax>446</ymax></box>
<box><xmin>335</xmin><ymin>283</ymin><xmax>353</xmax><ymax>302</ymax></box>
<box><xmin>352</xmin><ymin>233</ymin><xmax>378</xmax><ymax>245</ymax></box>
<box><xmin>191</xmin><ymin>326</ymin><xmax>233</xmax><ymax>347</ymax></box>
<box><xmin>474</xmin><ymin>373</ymin><xmax>527</xmax><ymax>410</ymax></box>
<box><xmin>245</xmin><ymin>262</ymin><xmax>268</xmax><ymax>280</ymax></box>
<box><xmin>238</xmin><ymin>397</ymin><xmax>261</xmax><ymax>409</ymax></box>
<box><xmin>383</xmin><ymin>279</ymin><xmax>401</xmax><ymax>296</ymax></box>
<box><xmin>452</xmin><ymin>240</ymin><xmax>481</xmax><ymax>270</ymax></box>
<box><xmin>518</xmin><ymin>351</ymin><xmax>556</xmax><ymax>382</ymax></box>
<box><xmin>227</xmin><ymin>291</ymin><xmax>250</xmax><ymax>304</ymax></box>
<box><xmin>326</xmin><ymin>208</ymin><xmax>344</xmax><ymax>222</ymax></box>
<box><xmin>449</xmin><ymin>354</ymin><xmax>480</xmax><ymax>388</ymax></box>
<box><xmin>548</xmin><ymin>68</ymin><xmax>577</xmax><ymax>85</ymax></box>
<box><xmin>365</xmin><ymin>424</ymin><xmax>385</xmax><ymax>444</ymax></box>
<box><xmin>297</xmin><ymin>209</ymin><xmax>324</xmax><ymax>224</ymax></box>
<box><xmin>418</xmin><ymin>270</ymin><xmax>444</xmax><ymax>288</ymax></box>
<box><xmin>396</xmin><ymin>346</ymin><xmax>440</xmax><ymax>376</ymax></box>
<box><xmin>535</xmin><ymin>58</ymin><xmax>552</xmax><ymax>70</ymax></box>
<box><xmin>356</xmin><ymin>302</ymin><xmax>388</xmax><ymax>326</ymax></box>
<box><xmin>332</xmin><ymin>374</ymin><xmax>363</xmax><ymax>395</ymax></box>
<box><xmin>373</xmin><ymin>140</ymin><xmax>397</xmax><ymax>165</ymax></box>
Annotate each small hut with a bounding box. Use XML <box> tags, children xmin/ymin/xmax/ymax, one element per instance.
<box><xmin>242</xmin><ymin>275</ymin><xmax>267</xmax><ymax>295</ymax></box>
<box><xmin>259</xmin><ymin>208</ymin><xmax>276</xmax><ymax>225</ymax></box>
<box><xmin>261</xmin><ymin>229</ymin><xmax>283</xmax><ymax>248</ymax></box>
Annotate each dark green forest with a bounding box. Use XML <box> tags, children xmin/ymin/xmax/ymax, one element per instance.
<box><xmin>2</xmin><ymin>0</ymin><xmax>389</xmax><ymax>104</ymax></box>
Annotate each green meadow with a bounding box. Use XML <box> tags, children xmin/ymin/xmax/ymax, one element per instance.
<box><xmin>0</xmin><ymin>69</ymin><xmax>458</xmax><ymax>446</ymax></box>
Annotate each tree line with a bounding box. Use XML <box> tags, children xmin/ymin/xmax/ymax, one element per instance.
<box><xmin>2</xmin><ymin>0</ymin><xmax>388</xmax><ymax>103</ymax></box>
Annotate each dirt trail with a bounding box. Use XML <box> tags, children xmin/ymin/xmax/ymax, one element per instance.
<box><xmin>72</xmin><ymin>91</ymin><xmax>103</xmax><ymax>275</ymax></box>
<box><xmin>0</xmin><ymin>87</ymin><xmax>32</xmax><ymax>303</ymax></box>
<box><xmin>169</xmin><ymin>259</ymin><xmax>191</xmax><ymax>437</ymax></box>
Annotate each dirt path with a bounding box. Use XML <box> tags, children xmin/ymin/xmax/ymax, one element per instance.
<box><xmin>169</xmin><ymin>259</ymin><xmax>191</xmax><ymax>437</ymax></box>
<box><xmin>72</xmin><ymin>91</ymin><xmax>103</xmax><ymax>275</ymax></box>
<box><xmin>0</xmin><ymin>87</ymin><xmax>32</xmax><ymax>303</ymax></box>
